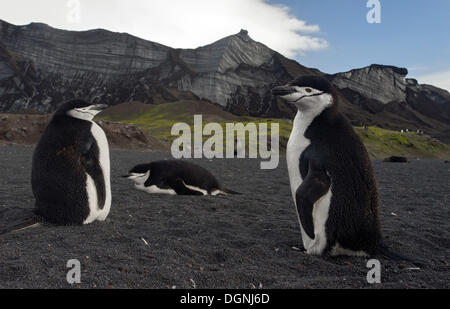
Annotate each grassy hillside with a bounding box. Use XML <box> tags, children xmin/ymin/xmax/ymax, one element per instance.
<box><xmin>98</xmin><ymin>101</ymin><xmax>450</xmax><ymax>159</ymax></box>
<box><xmin>355</xmin><ymin>126</ymin><xmax>450</xmax><ymax>159</ymax></box>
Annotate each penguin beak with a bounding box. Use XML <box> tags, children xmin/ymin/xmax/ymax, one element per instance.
<box><xmin>272</xmin><ymin>85</ymin><xmax>296</xmax><ymax>97</ymax></box>
<box><xmin>121</xmin><ymin>175</ymin><xmax>131</xmax><ymax>178</ymax></box>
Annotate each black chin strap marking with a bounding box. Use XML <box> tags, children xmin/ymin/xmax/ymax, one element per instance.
<box><xmin>294</xmin><ymin>91</ymin><xmax>325</xmax><ymax>103</ymax></box>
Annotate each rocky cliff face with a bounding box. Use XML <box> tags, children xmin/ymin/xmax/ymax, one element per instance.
<box><xmin>178</xmin><ymin>30</ymin><xmax>277</xmax><ymax>109</ymax></box>
<box><xmin>405</xmin><ymin>78</ymin><xmax>450</xmax><ymax>124</ymax></box>
<box><xmin>0</xmin><ymin>20</ymin><xmax>174</xmax><ymax>112</ymax></box>
<box><xmin>0</xmin><ymin>21</ymin><xmax>170</xmax><ymax>79</ymax></box>
<box><xmin>0</xmin><ymin>21</ymin><xmax>305</xmax><ymax>116</ymax></box>
<box><xmin>0</xmin><ymin>43</ymin><xmax>41</xmax><ymax>111</ymax></box>
<box><xmin>328</xmin><ymin>65</ymin><xmax>450</xmax><ymax>142</ymax></box>
<box><xmin>0</xmin><ymin>19</ymin><xmax>449</xmax><ymax>142</ymax></box>
<box><xmin>331</xmin><ymin>64</ymin><xmax>408</xmax><ymax>104</ymax></box>
<box><xmin>330</xmin><ymin>64</ymin><xmax>450</xmax><ymax>125</ymax></box>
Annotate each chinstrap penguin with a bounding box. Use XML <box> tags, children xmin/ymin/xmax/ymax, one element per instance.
<box><xmin>123</xmin><ymin>160</ymin><xmax>240</xmax><ymax>196</ymax></box>
<box><xmin>273</xmin><ymin>75</ymin><xmax>398</xmax><ymax>258</ymax></box>
<box><xmin>31</xmin><ymin>99</ymin><xmax>112</xmax><ymax>225</ymax></box>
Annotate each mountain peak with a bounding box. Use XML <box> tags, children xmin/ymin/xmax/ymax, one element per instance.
<box><xmin>232</xmin><ymin>29</ymin><xmax>252</xmax><ymax>43</ymax></box>
<box><xmin>180</xmin><ymin>28</ymin><xmax>273</xmax><ymax>74</ymax></box>
<box><xmin>27</xmin><ymin>22</ymin><xmax>51</xmax><ymax>28</ymax></box>
<box><xmin>368</xmin><ymin>64</ymin><xmax>408</xmax><ymax>76</ymax></box>
<box><xmin>237</xmin><ymin>29</ymin><xmax>249</xmax><ymax>39</ymax></box>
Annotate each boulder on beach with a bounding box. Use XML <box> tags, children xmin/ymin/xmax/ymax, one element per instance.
<box><xmin>384</xmin><ymin>156</ymin><xmax>409</xmax><ymax>163</ymax></box>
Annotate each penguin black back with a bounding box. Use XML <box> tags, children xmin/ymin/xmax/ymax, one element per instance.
<box><xmin>32</xmin><ymin>99</ymin><xmax>110</xmax><ymax>225</ymax></box>
<box><xmin>303</xmin><ymin>107</ymin><xmax>381</xmax><ymax>253</ymax></box>
<box><xmin>273</xmin><ymin>75</ymin><xmax>383</xmax><ymax>256</ymax></box>
<box><xmin>32</xmin><ymin>115</ymin><xmax>93</xmax><ymax>224</ymax></box>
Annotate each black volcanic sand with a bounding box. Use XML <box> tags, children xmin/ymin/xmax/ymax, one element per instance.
<box><xmin>0</xmin><ymin>145</ymin><xmax>449</xmax><ymax>289</ymax></box>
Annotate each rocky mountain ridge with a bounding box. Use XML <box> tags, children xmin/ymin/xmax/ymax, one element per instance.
<box><xmin>331</xmin><ymin>64</ymin><xmax>409</xmax><ymax>104</ymax></box>
<box><xmin>0</xmin><ymin>19</ymin><xmax>449</xmax><ymax>142</ymax></box>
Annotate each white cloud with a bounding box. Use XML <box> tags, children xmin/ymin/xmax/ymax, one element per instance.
<box><xmin>414</xmin><ymin>70</ymin><xmax>450</xmax><ymax>92</ymax></box>
<box><xmin>0</xmin><ymin>0</ymin><xmax>328</xmax><ymax>58</ymax></box>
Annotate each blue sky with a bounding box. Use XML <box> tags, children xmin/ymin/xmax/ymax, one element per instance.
<box><xmin>1</xmin><ymin>0</ymin><xmax>449</xmax><ymax>90</ymax></box>
<box><xmin>270</xmin><ymin>0</ymin><xmax>450</xmax><ymax>88</ymax></box>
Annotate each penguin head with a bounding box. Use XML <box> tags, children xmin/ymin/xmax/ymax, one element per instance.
<box><xmin>272</xmin><ymin>76</ymin><xmax>337</xmax><ymax>114</ymax></box>
<box><xmin>122</xmin><ymin>165</ymin><xmax>151</xmax><ymax>185</ymax></box>
<box><xmin>55</xmin><ymin>100</ymin><xmax>108</xmax><ymax>121</ymax></box>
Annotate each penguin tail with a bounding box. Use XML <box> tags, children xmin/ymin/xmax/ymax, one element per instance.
<box><xmin>375</xmin><ymin>243</ymin><xmax>423</xmax><ymax>267</ymax></box>
<box><xmin>0</xmin><ymin>217</ymin><xmax>41</xmax><ymax>236</ymax></box>
<box><xmin>217</xmin><ymin>188</ymin><xmax>241</xmax><ymax>195</ymax></box>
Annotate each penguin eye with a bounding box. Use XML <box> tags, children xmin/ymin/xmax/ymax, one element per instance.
<box><xmin>305</xmin><ymin>88</ymin><xmax>312</xmax><ymax>93</ymax></box>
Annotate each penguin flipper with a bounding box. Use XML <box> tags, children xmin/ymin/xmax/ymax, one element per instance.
<box><xmin>144</xmin><ymin>176</ymin><xmax>171</xmax><ymax>190</ymax></box>
<box><xmin>77</xmin><ymin>133</ymin><xmax>94</xmax><ymax>155</ymax></box>
<box><xmin>78</xmin><ymin>133</ymin><xmax>106</xmax><ymax>209</ymax></box>
<box><xmin>295</xmin><ymin>160</ymin><xmax>331</xmax><ymax>239</ymax></box>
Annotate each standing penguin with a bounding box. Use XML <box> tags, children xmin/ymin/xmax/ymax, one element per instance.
<box><xmin>31</xmin><ymin>100</ymin><xmax>112</xmax><ymax>225</ymax></box>
<box><xmin>272</xmin><ymin>76</ymin><xmax>383</xmax><ymax>257</ymax></box>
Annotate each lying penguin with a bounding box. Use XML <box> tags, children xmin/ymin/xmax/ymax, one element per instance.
<box><xmin>123</xmin><ymin>160</ymin><xmax>240</xmax><ymax>196</ymax></box>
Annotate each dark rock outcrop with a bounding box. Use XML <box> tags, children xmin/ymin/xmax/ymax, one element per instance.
<box><xmin>384</xmin><ymin>156</ymin><xmax>409</xmax><ymax>163</ymax></box>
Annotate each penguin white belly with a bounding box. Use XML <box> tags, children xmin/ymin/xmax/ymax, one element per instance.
<box><xmin>307</xmin><ymin>188</ymin><xmax>332</xmax><ymax>255</ymax></box>
<box><xmin>83</xmin><ymin>121</ymin><xmax>111</xmax><ymax>224</ymax></box>
<box><xmin>83</xmin><ymin>174</ymin><xmax>99</xmax><ymax>224</ymax></box>
<box><xmin>136</xmin><ymin>184</ymin><xmax>177</xmax><ymax>195</ymax></box>
<box><xmin>211</xmin><ymin>189</ymin><xmax>222</xmax><ymax>196</ymax></box>
<box><xmin>286</xmin><ymin>111</ymin><xmax>331</xmax><ymax>254</ymax></box>
<box><xmin>287</xmin><ymin>120</ymin><xmax>313</xmax><ymax>250</ymax></box>
<box><xmin>183</xmin><ymin>183</ymin><xmax>208</xmax><ymax>195</ymax></box>
<box><xmin>287</xmin><ymin>137</ymin><xmax>314</xmax><ymax>251</ymax></box>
